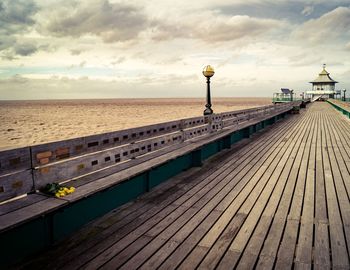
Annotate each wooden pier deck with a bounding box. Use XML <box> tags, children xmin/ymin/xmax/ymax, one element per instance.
<box><xmin>20</xmin><ymin>102</ymin><xmax>350</xmax><ymax>269</ymax></box>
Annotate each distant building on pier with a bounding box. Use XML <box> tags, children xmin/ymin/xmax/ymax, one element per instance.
<box><xmin>306</xmin><ymin>64</ymin><xmax>338</xmax><ymax>101</ymax></box>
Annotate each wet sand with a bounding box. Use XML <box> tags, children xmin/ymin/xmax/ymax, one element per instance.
<box><xmin>0</xmin><ymin>97</ymin><xmax>271</xmax><ymax>150</ymax></box>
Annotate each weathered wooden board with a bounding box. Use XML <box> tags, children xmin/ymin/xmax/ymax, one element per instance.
<box><xmin>30</xmin><ymin>119</ymin><xmax>183</xmax><ymax>167</ymax></box>
<box><xmin>0</xmin><ymin>147</ymin><xmax>31</xmax><ymax>175</ymax></box>
<box><xmin>0</xmin><ymin>170</ymin><xmax>34</xmax><ymax>202</ymax></box>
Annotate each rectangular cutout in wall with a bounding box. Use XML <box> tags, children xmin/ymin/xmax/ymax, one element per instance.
<box><xmin>0</xmin><ymin>186</ymin><xmax>4</xmax><ymax>193</ymax></box>
<box><xmin>91</xmin><ymin>160</ymin><xmax>98</xmax><ymax>166</ymax></box>
<box><xmin>88</xmin><ymin>141</ymin><xmax>99</xmax><ymax>147</ymax></box>
<box><xmin>104</xmin><ymin>156</ymin><xmax>111</xmax><ymax>162</ymax></box>
<box><xmin>103</xmin><ymin>139</ymin><xmax>109</xmax><ymax>144</ymax></box>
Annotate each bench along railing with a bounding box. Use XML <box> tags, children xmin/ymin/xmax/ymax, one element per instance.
<box><xmin>327</xmin><ymin>99</ymin><xmax>350</xmax><ymax>119</ymax></box>
<box><xmin>0</xmin><ymin>102</ymin><xmax>299</xmax><ymax>204</ymax></box>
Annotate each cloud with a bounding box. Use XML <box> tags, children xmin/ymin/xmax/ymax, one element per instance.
<box><xmin>301</xmin><ymin>6</ymin><xmax>314</xmax><ymax>16</ymax></box>
<box><xmin>14</xmin><ymin>43</ymin><xmax>38</xmax><ymax>56</ymax></box>
<box><xmin>151</xmin><ymin>13</ymin><xmax>281</xmax><ymax>43</ymax></box>
<box><xmin>346</xmin><ymin>42</ymin><xmax>350</xmax><ymax>50</ymax></box>
<box><xmin>0</xmin><ymin>0</ymin><xmax>38</xmax><ymax>58</ymax></box>
<box><xmin>70</xmin><ymin>49</ymin><xmax>83</xmax><ymax>55</ymax></box>
<box><xmin>0</xmin><ymin>0</ymin><xmax>37</xmax><ymax>32</ymax></box>
<box><xmin>0</xmin><ymin>35</ymin><xmax>16</xmax><ymax>51</ymax></box>
<box><xmin>111</xmin><ymin>57</ymin><xmax>126</xmax><ymax>65</ymax></box>
<box><xmin>293</xmin><ymin>7</ymin><xmax>350</xmax><ymax>44</ymax></box>
<box><xmin>288</xmin><ymin>52</ymin><xmax>322</xmax><ymax>67</ymax></box>
<box><xmin>43</xmin><ymin>0</ymin><xmax>148</xmax><ymax>42</ymax></box>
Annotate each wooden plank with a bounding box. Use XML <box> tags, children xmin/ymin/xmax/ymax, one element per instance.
<box><xmin>58</xmin><ymin>132</ymin><xmax>269</xmax><ymax>269</ymax></box>
<box><xmin>103</xmin><ymin>117</ymin><xmax>295</xmax><ymax>269</ymax></box>
<box><xmin>322</xmin><ymin>106</ymin><xmax>350</xmax><ymax>265</ymax></box>
<box><xmin>237</xmin><ymin>111</ymin><xmax>316</xmax><ymax>269</ymax></box>
<box><xmin>273</xmin><ymin>106</ymin><xmax>318</xmax><ymax>268</ymax></box>
<box><xmin>30</xmin><ymin>119</ymin><xmax>183</xmax><ymax>166</ymax></box>
<box><xmin>0</xmin><ymin>197</ymin><xmax>67</xmax><ymax>232</ymax></box>
<box><xmin>33</xmin><ymin>131</ymin><xmax>183</xmax><ymax>188</ymax></box>
<box><xmin>198</xmin><ymin>110</ymin><xmax>309</xmax><ymax>269</ymax></box>
<box><xmin>0</xmin><ymin>194</ymin><xmax>46</xmax><ymax>216</ymax></box>
<box><xmin>155</xmin><ymin>210</ymin><xmax>222</xmax><ymax>270</ymax></box>
<box><xmin>219</xmin><ymin>110</ymin><xmax>313</xmax><ymax>268</ymax></box>
<box><xmin>38</xmin><ymin>167</ymin><xmax>205</xmax><ymax>268</ymax></box>
<box><xmin>294</xmin><ymin>113</ymin><xmax>317</xmax><ymax>265</ymax></box>
<box><xmin>200</xmin><ymin>113</ymin><xmax>307</xmax><ymax>248</ymax></box>
<box><xmin>0</xmin><ymin>170</ymin><xmax>34</xmax><ymax>202</ymax></box>
<box><xmin>142</xmin><ymin>123</ymin><xmax>292</xmax><ymax>269</ymax></box>
<box><xmin>311</xmin><ymin>107</ymin><xmax>331</xmax><ymax>268</ymax></box>
<box><xmin>320</xmin><ymin>107</ymin><xmax>350</xmax><ymax>269</ymax></box>
<box><xmin>156</xmin><ymin>112</ymin><xmax>306</xmax><ymax>269</ymax></box>
<box><xmin>256</xmin><ymin>107</ymin><xmax>316</xmax><ymax>269</ymax></box>
<box><xmin>0</xmin><ymin>146</ymin><xmax>31</xmax><ymax>175</ymax></box>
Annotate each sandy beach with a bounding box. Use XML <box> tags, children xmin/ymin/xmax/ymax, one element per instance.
<box><xmin>0</xmin><ymin>97</ymin><xmax>271</xmax><ymax>150</ymax></box>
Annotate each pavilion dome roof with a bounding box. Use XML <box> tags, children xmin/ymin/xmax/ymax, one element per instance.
<box><xmin>310</xmin><ymin>64</ymin><xmax>338</xmax><ymax>84</ymax></box>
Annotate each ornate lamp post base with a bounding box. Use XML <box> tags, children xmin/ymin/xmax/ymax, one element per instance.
<box><xmin>204</xmin><ymin>106</ymin><xmax>213</xmax><ymax>115</ymax></box>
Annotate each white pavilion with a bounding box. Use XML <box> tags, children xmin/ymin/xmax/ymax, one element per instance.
<box><xmin>307</xmin><ymin>64</ymin><xmax>338</xmax><ymax>101</ymax></box>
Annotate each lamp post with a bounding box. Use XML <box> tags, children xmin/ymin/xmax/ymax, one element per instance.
<box><xmin>202</xmin><ymin>65</ymin><xmax>215</xmax><ymax>115</ymax></box>
<box><xmin>343</xmin><ymin>89</ymin><xmax>346</xmax><ymax>101</ymax></box>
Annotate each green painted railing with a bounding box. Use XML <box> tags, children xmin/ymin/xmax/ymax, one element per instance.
<box><xmin>327</xmin><ymin>99</ymin><xmax>350</xmax><ymax>119</ymax></box>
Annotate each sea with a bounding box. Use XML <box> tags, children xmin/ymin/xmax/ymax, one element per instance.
<box><xmin>0</xmin><ymin>97</ymin><xmax>271</xmax><ymax>150</ymax></box>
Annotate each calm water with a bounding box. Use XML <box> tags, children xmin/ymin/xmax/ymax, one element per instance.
<box><xmin>0</xmin><ymin>97</ymin><xmax>271</xmax><ymax>150</ymax></box>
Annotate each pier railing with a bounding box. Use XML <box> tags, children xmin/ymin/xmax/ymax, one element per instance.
<box><xmin>327</xmin><ymin>99</ymin><xmax>350</xmax><ymax>118</ymax></box>
<box><xmin>0</xmin><ymin>102</ymin><xmax>298</xmax><ymax>203</ymax></box>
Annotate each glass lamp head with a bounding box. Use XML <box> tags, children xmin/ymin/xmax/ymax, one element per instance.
<box><xmin>202</xmin><ymin>65</ymin><xmax>215</xmax><ymax>78</ymax></box>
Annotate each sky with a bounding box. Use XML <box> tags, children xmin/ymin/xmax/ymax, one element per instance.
<box><xmin>0</xmin><ymin>0</ymin><xmax>349</xmax><ymax>100</ymax></box>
